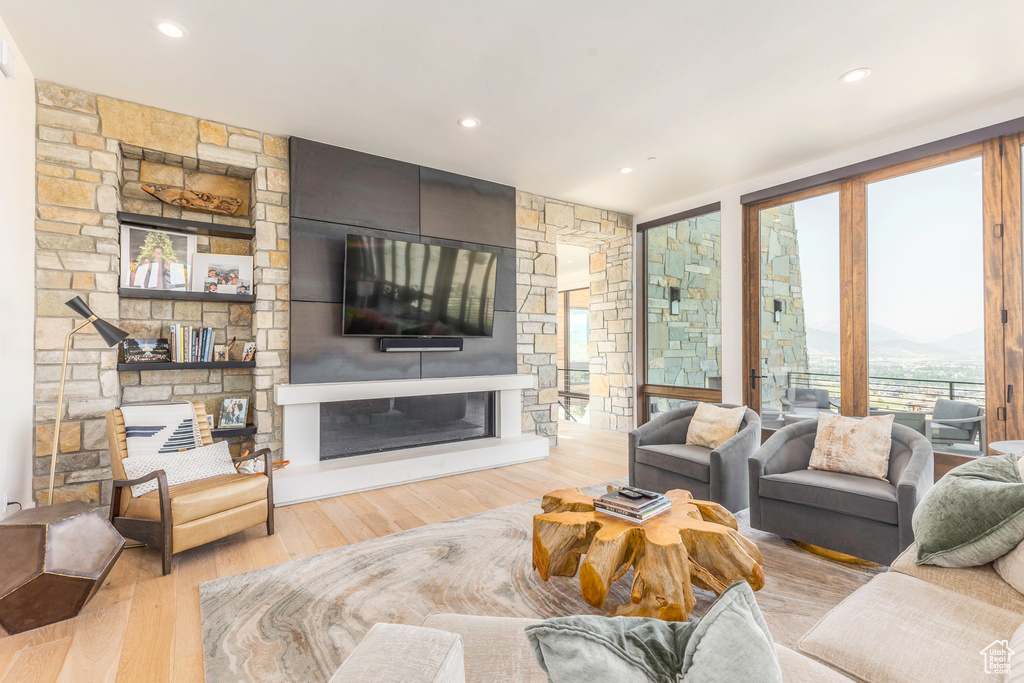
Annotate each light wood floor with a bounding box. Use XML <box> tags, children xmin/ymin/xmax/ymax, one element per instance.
<box><xmin>0</xmin><ymin>421</ymin><xmax>627</xmax><ymax>683</ymax></box>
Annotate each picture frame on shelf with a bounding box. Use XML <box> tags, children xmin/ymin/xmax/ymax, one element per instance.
<box><xmin>119</xmin><ymin>226</ymin><xmax>194</xmax><ymax>291</ymax></box>
<box><xmin>122</xmin><ymin>338</ymin><xmax>171</xmax><ymax>363</ymax></box>
<box><xmin>218</xmin><ymin>397</ymin><xmax>249</xmax><ymax>429</ymax></box>
<box><xmin>213</xmin><ymin>345</ymin><xmax>228</xmax><ymax>362</ymax></box>
<box><xmin>241</xmin><ymin>342</ymin><xmax>256</xmax><ymax>361</ymax></box>
<box><xmin>191</xmin><ymin>253</ymin><xmax>254</xmax><ymax>296</ymax></box>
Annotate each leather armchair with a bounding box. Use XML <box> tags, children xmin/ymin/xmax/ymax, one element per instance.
<box><xmin>629</xmin><ymin>403</ymin><xmax>761</xmax><ymax>512</ymax></box>
<box><xmin>105</xmin><ymin>402</ymin><xmax>274</xmax><ymax>574</ymax></box>
<box><xmin>748</xmin><ymin>418</ymin><xmax>933</xmax><ymax>564</ymax></box>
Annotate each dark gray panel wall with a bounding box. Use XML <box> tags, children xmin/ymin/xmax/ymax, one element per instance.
<box><xmin>420</xmin><ymin>168</ymin><xmax>516</xmax><ymax>249</ymax></box>
<box><xmin>419</xmin><ymin>311</ymin><xmax>517</xmax><ymax>378</ymax></box>
<box><xmin>290</xmin><ymin>138</ymin><xmax>420</xmax><ymax>234</ymax></box>
<box><xmin>289</xmin><ymin>141</ymin><xmax>518</xmax><ymax>385</ymax></box>
<box><xmin>291</xmin><ymin>302</ymin><xmax>420</xmax><ymax>384</ymax></box>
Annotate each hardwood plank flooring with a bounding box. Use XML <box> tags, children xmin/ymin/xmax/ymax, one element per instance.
<box><xmin>0</xmin><ymin>421</ymin><xmax>626</xmax><ymax>682</ymax></box>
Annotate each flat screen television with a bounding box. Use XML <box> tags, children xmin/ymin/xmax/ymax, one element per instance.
<box><xmin>343</xmin><ymin>234</ymin><xmax>497</xmax><ymax>337</ymax></box>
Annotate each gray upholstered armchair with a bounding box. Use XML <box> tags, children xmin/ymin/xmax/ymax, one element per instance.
<box><xmin>748</xmin><ymin>419</ymin><xmax>933</xmax><ymax>565</ymax></box>
<box><xmin>629</xmin><ymin>403</ymin><xmax>760</xmax><ymax>512</ymax></box>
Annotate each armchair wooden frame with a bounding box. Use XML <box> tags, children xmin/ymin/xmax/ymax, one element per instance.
<box><xmin>106</xmin><ymin>403</ymin><xmax>275</xmax><ymax>575</ymax></box>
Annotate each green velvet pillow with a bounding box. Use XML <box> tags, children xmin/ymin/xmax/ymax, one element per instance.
<box><xmin>914</xmin><ymin>454</ymin><xmax>1024</xmax><ymax>567</ymax></box>
<box><xmin>524</xmin><ymin>582</ymin><xmax>781</xmax><ymax>683</ymax></box>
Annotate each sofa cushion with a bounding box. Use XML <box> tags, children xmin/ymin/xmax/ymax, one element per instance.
<box><xmin>774</xmin><ymin>645</ymin><xmax>851</xmax><ymax>682</ymax></box>
<box><xmin>329</xmin><ymin>623</ymin><xmax>464</xmax><ymax>683</ymax></box>
<box><xmin>913</xmin><ymin>454</ymin><xmax>1024</xmax><ymax>567</ymax></box>
<box><xmin>422</xmin><ymin>614</ymin><xmax>843</xmax><ymax>683</ymax></box>
<box><xmin>995</xmin><ymin>538</ymin><xmax>1024</xmax><ymax>597</ymax></box>
<box><xmin>890</xmin><ymin>543</ymin><xmax>1024</xmax><ymax>613</ymax></box>
<box><xmin>525</xmin><ymin>582</ymin><xmax>781</xmax><ymax>683</ymax></box>
<box><xmin>798</xmin><ymin>572</ymin><xmax>1023</xmax><ymax>683</ymax></box>
<box><xmin>635</xmin><ymin>444</ymin><xmax>712</xmax><ymax>483</ymax></box>
<box><xmin>124</xmin><ymin>472</ymin><xmax>267</xmax><ymax>525</ymax></box>
<box><xmin>421</xmin><ymin>614</ymin><xmax>547</xmax><ymax>683</ymax></box>
<box><xmin>759</xmin><ymin>469</ymin><xmax>898</xmax><ymax>524</ymax></box>
<box><xmin>809</xmin><ymin>413</ymin><xmax>894</xmax><ymax>481</ymax></box>
<box><xmin>685</xmin><ymin>403</ymin><xmax>746</xmax><ymax>449</ymax></box>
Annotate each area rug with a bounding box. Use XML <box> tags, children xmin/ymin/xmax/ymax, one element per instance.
<box><xmin>200</xmin><ymin>481</ymin><xmax>883</xmax><ymax>681</ymax></box>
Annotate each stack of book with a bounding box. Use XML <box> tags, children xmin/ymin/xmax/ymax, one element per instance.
<box><xmin>593</xmin><ymin>487</ymin><xmax>671</xmax><ymax>523</ymax></box>
<box><xmin>169</xmin><ymin>324</ymin><xmax>216</xmax><ymax>363</ymax></box>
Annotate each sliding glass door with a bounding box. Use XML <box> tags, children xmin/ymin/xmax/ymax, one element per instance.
<box><xmin>754</xmin><ymin>190</ymin><xmax>841</xmax><ymax>430</ymax></box>
<box><xmin>865</xmin><ymin>156</ymin><xmax>986</xmax><ymax>454</ymax></box>
<box><xmin>745</xmin><ymin>136</ymin><xmax>1023</xmax><ymax>461</ymax></box>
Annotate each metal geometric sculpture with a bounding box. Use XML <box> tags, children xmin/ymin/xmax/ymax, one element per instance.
<box><xmin>0</xmin><ymin>501</ymin><xmax>124</xmax><ymax>634</ymax></box>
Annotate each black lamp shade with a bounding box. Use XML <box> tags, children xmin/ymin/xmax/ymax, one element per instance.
<box><xmin>64</xmin><ymin>296</ymin><xmax>130</xmax><ymax>347</ymax></box>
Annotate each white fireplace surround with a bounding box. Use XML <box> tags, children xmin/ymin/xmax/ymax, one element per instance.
<box><xmin>272</xmin><ymin>374</ymin><xmax>549</xmax><ymax>505</ymax></box>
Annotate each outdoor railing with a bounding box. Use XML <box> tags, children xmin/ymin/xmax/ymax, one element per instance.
<box><xmin>556</xmin><ymin>367</ymin><xmax>590</xmax><ymax>421</ymax></box>
<box><xmin>787</xmin><ymin>371</ymin><xmax>985</xmax><ymax>412</ymax></box>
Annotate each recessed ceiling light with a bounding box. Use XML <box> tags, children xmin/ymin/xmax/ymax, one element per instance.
<box><xmin>619</xmin><ymin>167</ymin><xmax>633</xmax><ymax>174</ymax></box>
<box><xmin>647</xmin><ymin>157</ymin><xmax>657</xmax><ymax>162</ymax></box>
<box><xmin>839</xmin><ymin>67</ymin><xmax>871</xmax><ymax>83</ymax></box>
<box><xmin>566</xmin><ymin>260</ymin><xmax>574</xmax><ymax>264</ymax></box>
<box><xmin>152</xmin><ymin>20</ymin><xmax>188</xmax><ymax>38</ymax></box>
<box><xmin>458</xmin><ymin>117</ymin><xmax>479</xmax><ymax>128</ymax></box>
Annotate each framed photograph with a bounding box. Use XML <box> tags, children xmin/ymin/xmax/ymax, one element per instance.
<box><xmin>120</xmin><ymin>226</ymin><xmax>194</xmax><ymax>291</ymax></box>
<box><xmin>213</xmin><ymin>344</ymin><xmax>228</xmax><ymax>362</ymax></box>
<box><xmin>218</xmin><ymin>397</ymin><xmax>249</xmax><ymax>429</ymax></box>
<box><xmin>241</xmin><ymin>342</ymin><xmax>256</xmax><ymax>361</ymax></box>
<box><xmin>191</xmin><ymin>253</ymin><xmax>254</xmax><ymax>296</ymax></box>
<box><xmin>122</xmin><ymin>338</ymin><xmax>171</xmax><ymax>363</ymax></box>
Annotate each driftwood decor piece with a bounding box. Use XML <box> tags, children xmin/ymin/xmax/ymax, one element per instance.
<box><xmin>141</xmin><ymin>184</ymin><xmax>243</xmax><ymax>216</ymax></box>
<box><xmin>533</xmin><ymin>488</ymin><xmax>765</xmax><ymax>621</ymax></box>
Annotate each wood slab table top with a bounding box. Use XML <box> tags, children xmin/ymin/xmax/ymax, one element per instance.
<box><xmin>532</xmin><ymin>487</ymin><xmax>764</xmax><ymax>621</ymax></box>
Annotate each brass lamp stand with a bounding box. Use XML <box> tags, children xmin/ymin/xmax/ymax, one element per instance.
<box><xmin>0</xmin><ymin>297</ymin><xmax>129</xmax><ymax>634</ymax></box>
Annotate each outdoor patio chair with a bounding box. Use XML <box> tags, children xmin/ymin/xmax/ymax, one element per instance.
<box><xmin>926</xmin><ymin>398</ymin><xmax>985</xmax><ymax>451</ymax></box>
<box><xmin>780</xmin><ymin>388</ymin><xmax>839</xmax><ymax>417</ymax></box>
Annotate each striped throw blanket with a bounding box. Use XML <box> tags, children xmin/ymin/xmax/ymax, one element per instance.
<box><xmin>120</xmin><ymin>402</ymin><xmax>203</xmax><ymax>458</ymax></box>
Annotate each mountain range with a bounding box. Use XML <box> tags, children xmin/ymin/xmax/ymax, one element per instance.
<box><xmin>805</xmin><ymin>322</ymin><xmax>984</xmax><ymax>359</ymax></box>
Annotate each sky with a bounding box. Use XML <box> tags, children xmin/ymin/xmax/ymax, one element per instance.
<box><xmin>792</xmin><ymin>156</ymin><xmax>983</xmax><ymax>344</ymax></box>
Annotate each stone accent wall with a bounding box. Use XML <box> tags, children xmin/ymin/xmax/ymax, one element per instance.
<box><xmin>515</xmin><ymin>192</ymin><xmax>633</xmax><ymax>441</ymax></box>
<box><xmin>645</xmin><ymin>212</ymin><xmax>722</xmax><ymax>389</ymax></box>
<box><xmin>32</xmin><ymin>81</ymin><xmax>289</xmax><ymax>505</ymax></box>
<box><xmin>758</xmin><ymin>204</ymin><xmax>808</xmax><ymax>411</ymax></box>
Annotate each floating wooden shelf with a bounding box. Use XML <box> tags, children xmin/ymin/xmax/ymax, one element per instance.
<box><xmin>116</xmin><ymin>361</ymin><xmax>256</xmax><ymax>372</ymax></box>
<box><xmin>117</xmin><ymin>287</ymin><xmax>256</xmax><ymax>303</ymax></box>
<box><xmin>211</xmin><ymin>425</ymin><xmax>257</xmax><ymax>438</ymax></box>
<box><xmin>117</xmin><ymin>211</ymin><xmax>256</xmax><ymax>240</ymax></box>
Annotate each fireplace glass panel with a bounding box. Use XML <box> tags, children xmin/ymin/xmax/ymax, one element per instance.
<box><xmin>320</xmin><ymin>391</ymin><xmax>495</xmax><ymax>460</ymax></box>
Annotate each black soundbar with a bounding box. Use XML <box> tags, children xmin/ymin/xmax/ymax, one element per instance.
<box><xmin>379</xmin><ymin>337</ymin><xmax>464</xmax><ymax>352</ymax></box>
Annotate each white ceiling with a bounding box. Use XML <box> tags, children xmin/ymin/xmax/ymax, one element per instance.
<box><xmin>3</xmin><ymin>1</ymin><xmax>1024</xmax><ymax>215</ymax></box>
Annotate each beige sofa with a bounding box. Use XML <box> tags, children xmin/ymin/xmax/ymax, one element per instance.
<box><xmin>331</xmin><ymin>613</ymin><xmax>849</xmax><ymax>682</ymax></box>
<box><xmin>797</xmin><ymin>543</ymin><xmax>1024</xmax><ymax>682</ymax></box>
<box><xmin>333</xmin><ymin>545</ymin><xmax>1024</xmax><ymax>682</ymax></box>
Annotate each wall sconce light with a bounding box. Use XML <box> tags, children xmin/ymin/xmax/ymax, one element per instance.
<box><xmin>773</xmin><ymin>298</ymin><xmax>784</xmax><ymax>323</ymax></box>
<box><xmin>669</xmin><ymin>286</ymin><xmax>681</xmax><ymax>316</ymax></box>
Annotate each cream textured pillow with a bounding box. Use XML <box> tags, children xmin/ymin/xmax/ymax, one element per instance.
<box><xmin>121</xmin><ymin>441</ymin><xmax>236</xmax><ymax>497</ymax></box>
<box><xmin>686</xmin><ymin>404</ymin><xmax>746</xmax><ymax>449</ymax></box>
<box><xmin>809</xmin><ymin>413</ymin><xmax>894</xmax><ymax>481</ymax></box>
<box><xmin>994</xmin><ymin>458</ymin><xmax>1024</xmax><ymax>594</ymax></box>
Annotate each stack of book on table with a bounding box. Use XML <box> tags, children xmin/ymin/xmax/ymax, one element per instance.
<box><xmin>593</xmin><ymin>487</ymin><xmax>671</xmax><ymax>523</ymax></box>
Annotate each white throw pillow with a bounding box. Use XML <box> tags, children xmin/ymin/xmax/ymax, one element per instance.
<box><xmin>809</xmin><ymin>413</ymin><xmax>894</xmax><ymax>481</ymax></box>
<box><xmin>686</xmin><ymin>403</ymin><xmax>747</xmax><ymax>450</ymax></box>
<box><xmin>121</xmin><ymin>441</ymin><xmax>236</xmax><ymax>497</ymax></box>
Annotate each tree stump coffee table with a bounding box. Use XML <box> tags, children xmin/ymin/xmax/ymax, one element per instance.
<box><xmin>532</xmin><ymin>488</ymin><xmax>764</xmax><ymax>621</ymax></box>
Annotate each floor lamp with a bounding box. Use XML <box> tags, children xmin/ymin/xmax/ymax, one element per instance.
<box><xmin>0</xmin><ymin>297</ymin><xmax>129</xmax><ymax>634</ymax></box>
<box><xmin>47</xmin><ymin>296</ymin><xmax>129</xmax><ymax>504</ymax></box>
